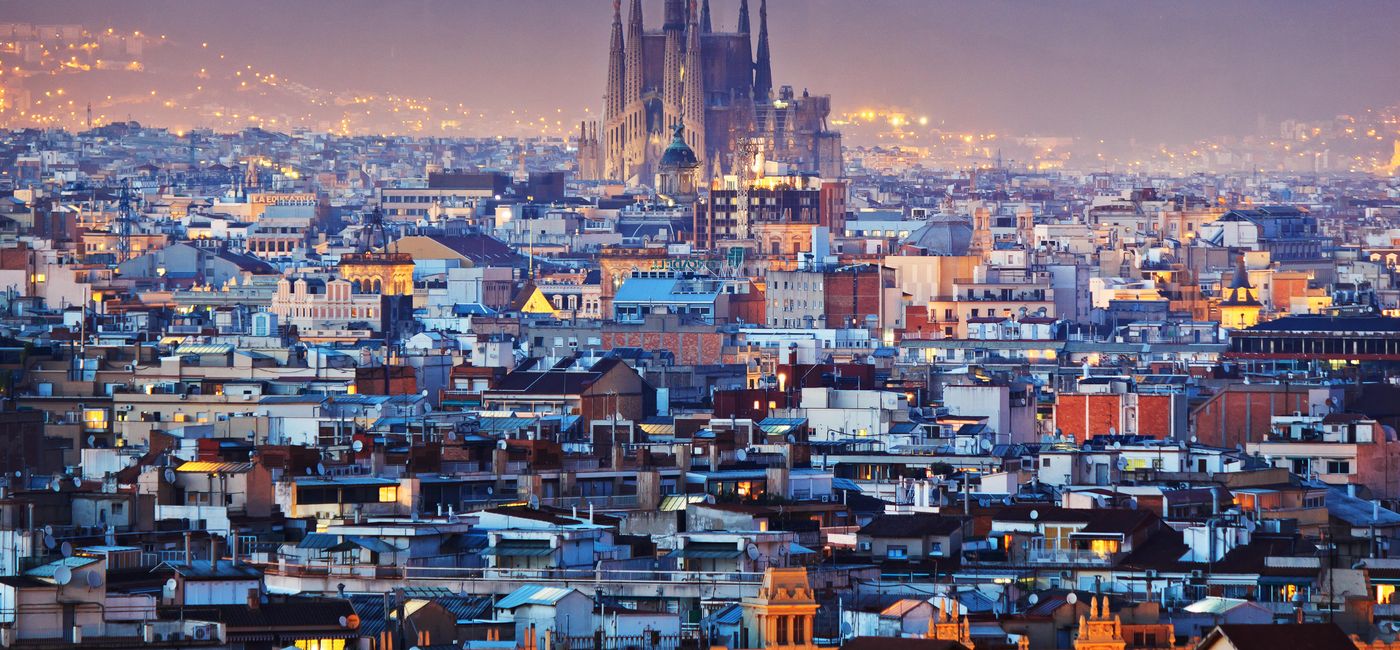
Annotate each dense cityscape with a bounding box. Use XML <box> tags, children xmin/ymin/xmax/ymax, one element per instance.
<box><xmin>0</xmin><ymin>2</ymin><xmax>1398</xmax><ymax>649</ymax></box>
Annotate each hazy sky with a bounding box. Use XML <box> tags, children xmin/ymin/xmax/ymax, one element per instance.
<box><xmin>5</xmin><ymin>0</ymin><xmax>1400</xmax><ymax>142</ymax></box>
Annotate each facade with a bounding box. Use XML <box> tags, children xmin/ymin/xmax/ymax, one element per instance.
<box><xmin>599</xmin><ymin>0</ymin><xmax>841</xmax><ymax>184</ymax></box>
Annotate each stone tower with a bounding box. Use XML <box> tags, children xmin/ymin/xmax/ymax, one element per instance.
<box><xmin>1219</xmin><ymin>255</ymin><xmax>1263</xmax><ymax>329</ymax></box>
<box><xmin>682</xmin><ymin>0</ymin><xmax>706</xmax><ymax>167</ymax></box>
<box><xmin>603</xmin><ymin>0</ymin><xmax>627</xmax><ymax>180</ymax></box>
<box><xmin>741</xmin><ymin>568</ymin><xmax>817</xmax><ymax>650</ymax></box>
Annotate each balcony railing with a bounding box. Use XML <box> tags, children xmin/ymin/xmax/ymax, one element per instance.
<box><xmin>1025</xmin><ymin>547</ymin><xmax>1118</xmax><ymax>566</ymax></box>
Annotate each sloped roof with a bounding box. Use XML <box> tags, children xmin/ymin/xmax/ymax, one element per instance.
<box><xmin>859</xmin><ymin>513</ymin><xmax>963</xmax><ymax>538</ymax></box>
<box><xmin>495</xmin><ymin>585</ymin><xmax>580</xmax><ymax>609</ymax></box>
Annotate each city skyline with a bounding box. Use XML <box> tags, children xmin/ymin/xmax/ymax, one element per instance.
<box><xmin>1</xmin><ymin>0</ymin><xmax>1399</xmax><ymax>150</ymax></box>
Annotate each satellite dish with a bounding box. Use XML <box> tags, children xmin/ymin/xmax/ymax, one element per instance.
<box><xmin>447</xmin><ymin>432</ymin><xmax>458</xmax><ymax>442</ymax></box>
<box><xmin>746</xmin><ymin>544</ymin><xmax>761</xmax><ymax>561</ymax></box>
<box><xmin>304</xmin><ymin>467</ymin><xmax>312</xmax><ymax>476</ymax></box>
<box><xmin>72</xmin><ymin>476</ymin><xmax>82</xmax><ymax>487</ymax></box>
<box><xmin>840</xmin><ymin>623</ymin><xmax>853</xmax><ymax>638</ymax></box>
<box><xmin>352</xmin><ymin>439</ymin><xmax>364</xmax><ymax>453</ymax></box>
<box><xmin>786</xmin><ymin>434</ymin><xmax>796</xmax><ymax>444</ymax></box>
<box><xmin>43</xmin><ymin>533</ymin><xmax>56</xmax><ymax>550</ymax></box>
<box><xmin>1002</xmin><ymin>496</ymin><xmax>1013</xmax><ymax>506</ymax></box>
<box><xmin>1108</xmin><ymin>427</ymin><xmax>1117</xmax><ymax>436</ymax></box>
<box><xmin>316</xmin><ymin>463</ymin><xmax>326</xmax><ymax>476</ymax></box>
<box><xmin>338</xmin><ymin>616</ymin><xmax>349</xmax><ymax>628</ymax></box>
<box><xmin>128</xmin><ymin>456</ymin><xmax>140</xmax><ymax>467</ymax></box>
<box><xmin>50</xmin><ymin>479</ymin><xmax>61</xmax><ymax>493</ymax></box>
<box><xmin>86</xmin><ymin>435</ymin><xmax>96</xmax><ymax>447</ymax></box>
<box><xmin>86</xmin><ymin>571</ymin><xmax>103</xmax><ymax>588</ymax></box>
<box><xmin>1065</xmin><ymin>592</ymin><xmax>1078</xmax><ymax>605</ymax></box>
<box><xmin>497</xmin><ymin>439</ymin><xmax>509</xmax><ymax>450</ymax></box>
<box><xmin>60</xmin><ymin>541</ymin><xmax>73</xmax><ymax>558</ymax></box>
<box><xmin>163</xmin><ymin>578</ymin><xmax>177</xmax><ymax>597</ymax></box>
<box><xmin>735</xmin><ymin>449</ymin><xmax>748</xmax><ymax>462</ymax></box>
<box><xmin>163</xmin><ymin>469</ymin><xmax>177</xmax><ymax>484</ymax></box>
<box><xmin>43</xmin><ymin>525</ymin><xmax>53</xmax><ymax>537</ymax></box>
<box><xmin>1027</xmin><ymin>594</ymin><xmax>1040</xmax><ymax>606</ymax></box>
<box><xmin>980</xmin><ymin>438</ymin><xmax>994</xmax><ymax>452</ymax></box>
<box><xmin>1128</xmin><ymin>498</ymin><xmax>1139</xmax><ymax>510</ymax></box>
<box><xmin>1116</xmin><ymin>458</ymin><xmax>1129</xmax><ymax>471</ymax></box>
<box><xmin>1030</xmin><ymin>509</ymin><xmax>1039</xmax><ymax>521</ymax></box>
<box><xmin>528</xmin><ymin>494</ymin><xmax>540</xmax><ymax>510</ymax></box>
<box><xmin>1112</xmin><ymin>441</ymin><xmax>1123</xmax><ymax>450</ymax></box>
<box><xmin>53</xmin><ymin>566</ymin><xmax>72</xmax><ymax>586</ymax></box>
<box><xmin>486</xmin><ymin>486</ymin><xmax>494</xmax><ymax>495</ymax></box>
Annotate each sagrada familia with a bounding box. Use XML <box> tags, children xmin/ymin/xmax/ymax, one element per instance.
<box><xmin>577</xmin><ymin>0</ymin><xmax>843</xmax><ymax>185</ymax></box>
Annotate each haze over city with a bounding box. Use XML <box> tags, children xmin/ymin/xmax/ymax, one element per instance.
<box><xmin>3</xmin><ymin>0</ymin><xmax>1400</xmax><ymax>152</ymax></box>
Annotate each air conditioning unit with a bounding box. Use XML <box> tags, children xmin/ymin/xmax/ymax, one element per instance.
<box><xmin>1145</xmin><ymin>569</ymin><xmax>1159</xmax><ymax>579</ymax></box>
<box><xmin>820</xmin><ymin>495</ymin><xmax>830</xmax><ymax>503</ymax></box>
<box><xmin>192</xmin><ymin>627</ymin><xmax>210</xmax><ymax>641</ymax></box>
<box><xmin>1191</xmin><ymin>569</ymin><xmax>1204</xmax><ymax>579</ymax></box>
<box><xmin>125</xmin><ymin>365</ymin><xmax>135</xmax><ymax>372</ymax></box>
<box><xmin>117</xmin><ymin>405</ymin><xmax>133</xmax><ymax>412</ymax></box>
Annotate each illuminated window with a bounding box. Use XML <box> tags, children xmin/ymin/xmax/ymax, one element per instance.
<box><xmin>1089</xmin><ymin>539</ymin><xmax>1119</xmax><ymax>555</ymax></box>
<box><xmin>378</xmin><ymin>486</ymin><xmax>397</xmax><ymax>503</ymax></box>
<box><xmin>294</xmin><ymin>640</ymin><xmax>345</xmax><ymax>650</ymax></box>
<box><xmin>82</xmin><ymin>409</ymin><xmax>108</xmax><ymax>432</ymax></box>
<box><xmin>1378</xmin><ymin>584</ymin><xmax>1396</xmax><ymax>605</ymax></box>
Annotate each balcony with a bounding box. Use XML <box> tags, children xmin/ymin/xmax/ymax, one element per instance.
<box><xmin>1025</xmin><ymin>546</ymin><xmax>1119</xmax><ymax>566</ymax></box>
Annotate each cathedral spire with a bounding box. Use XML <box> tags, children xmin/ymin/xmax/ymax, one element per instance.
<box><xmin>605</xmin><ymin>0</ymin><xmax>626</xmax><ymax>121</ymax></box>
<box><xmin>738</xmin><ymin>0</ymin><xmax>751</xmax><ymax>34</ymax></box>
<box><xmin>683</xmin><ymin>0</ymin><xmax>706</xmax><ymax>173</ymax></box>
<box><xmin>701</xmin><ymin>0</ymin><xmax>712</xmax><ymax>33</ymax></box>
<box><xmin>662</xmin><ymin>0</ymin><xmax>687</xmax><ymax>136</ymax></box>
<box><xmin>753</xmin><ymin>0</ymin><xmax>772</xmax><ymax>101</ymax></box>
<box><xmin>624</xmin><ymin>0</ymin><xmax>644</xmax><ymax>107</ymax></box>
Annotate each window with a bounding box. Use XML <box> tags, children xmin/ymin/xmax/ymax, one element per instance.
<box><xmin>886</xmin><ymin>545</ymin><xmax>907</xmax><ymax>559</ymax></box>
<box><xmin>378</xmin><ymin>486</ymin><xmax>398</xmax><ymax>503</ymax></box>
<box><xmin>1325</xmin><ymin>460</ymin><xmax>1351</xmax><ymax>475</ymax></box>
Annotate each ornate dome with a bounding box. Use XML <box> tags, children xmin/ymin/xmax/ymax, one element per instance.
<box><xmin>658</xmin><ymin>123</ymin><xmax>700</xmax><ymax>170</ymax></box>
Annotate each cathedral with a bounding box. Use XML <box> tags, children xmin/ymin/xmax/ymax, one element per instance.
<box><xmin>579</xmin><ymin>0</ymin><xmax>843</xmax><ymax>185</ymax></box>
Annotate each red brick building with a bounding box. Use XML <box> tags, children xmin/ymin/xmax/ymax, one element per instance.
<box><xmin>1053</xmin><ymin>380</ymin><xmax>1187</xmax><ymax>443</ymax></box>
<box><xmin>1190</xmin><ymin>383</ymin><xmax>1338</xmax><ymax>449</ymax></box>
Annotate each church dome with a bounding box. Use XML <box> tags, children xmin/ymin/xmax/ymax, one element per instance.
<box><xmin>902</xmin><ymin>215</ymin><xmax>973</xmax><ymax>256</ymax></box>
<box><xmin>658</xmin><ymin>123</ymin><xmax>700</xmax><ymax>170</ymax></box>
